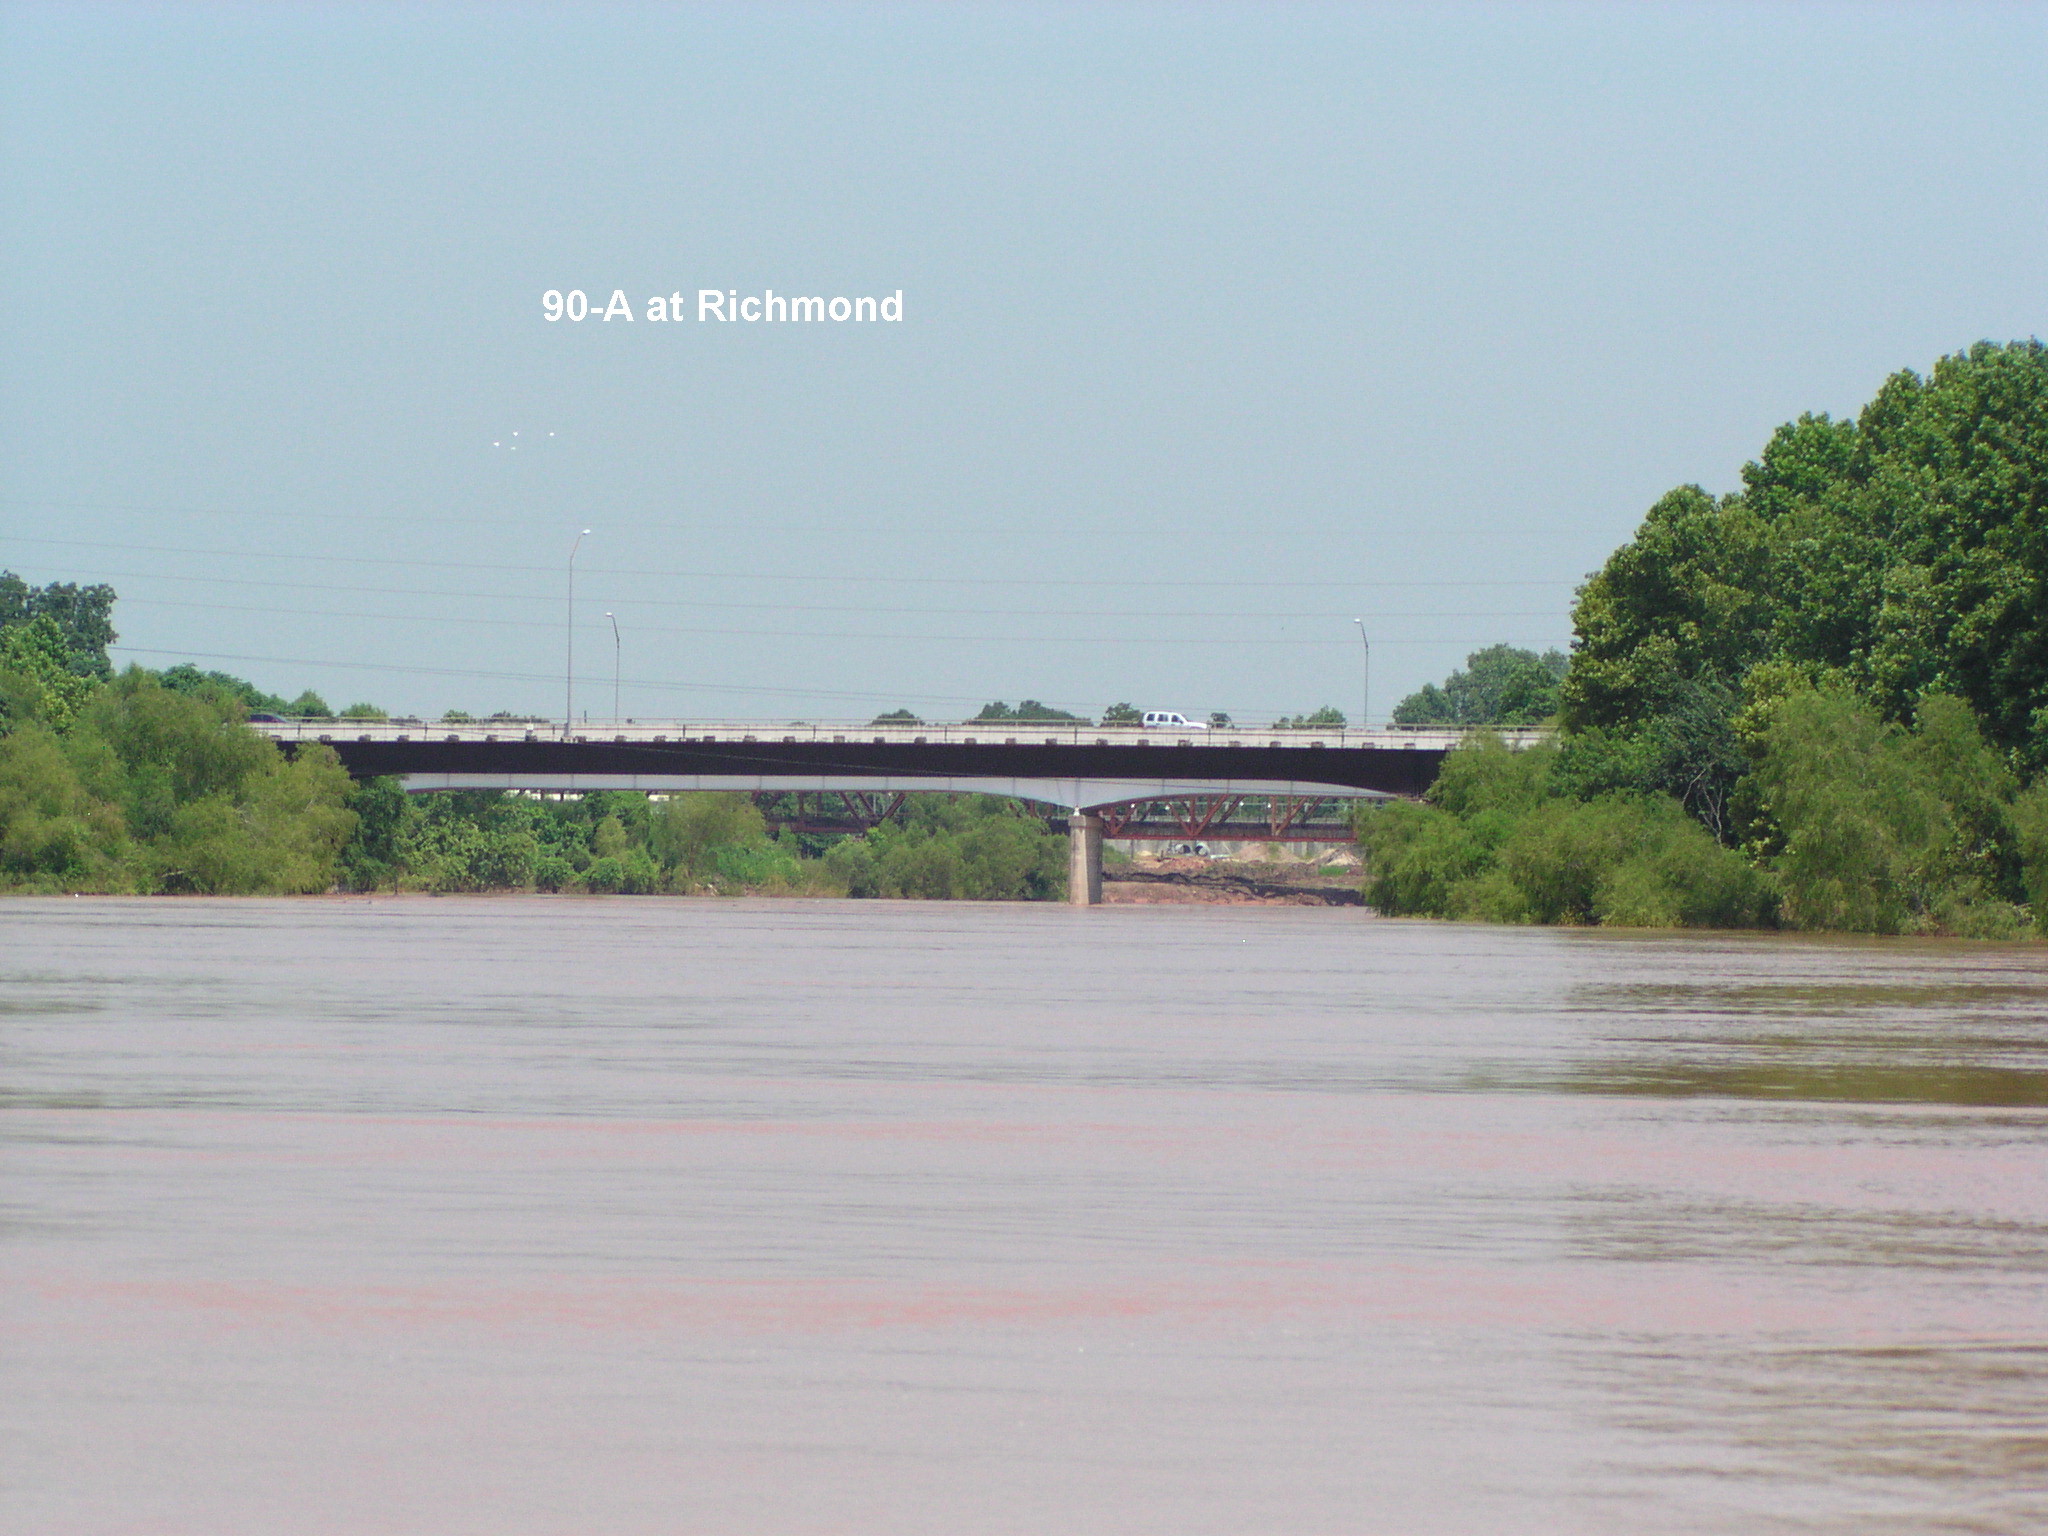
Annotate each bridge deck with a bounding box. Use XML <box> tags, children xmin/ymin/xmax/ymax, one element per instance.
<box><xmin>257</xmin><ymin>719</ymin><xmax>1532</xmax><ymax>751</ymax></box>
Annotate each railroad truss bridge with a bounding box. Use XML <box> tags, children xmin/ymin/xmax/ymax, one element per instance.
<box><xmin>763</xmin><ymin>788</ymin><xmax>1360</xmax><ymax>847</ymax></box>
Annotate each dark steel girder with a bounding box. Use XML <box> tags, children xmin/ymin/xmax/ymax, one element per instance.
<box><xmin>300</xmin><ymin>735</ymin><xmax>1442</xmax><ymax>799</ymax></box>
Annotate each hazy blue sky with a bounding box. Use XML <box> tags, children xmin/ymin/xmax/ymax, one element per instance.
<box><xmin>3</xmin><ymin>2</ymin><xmax>2043</xmax><ymax>723</ymax></box>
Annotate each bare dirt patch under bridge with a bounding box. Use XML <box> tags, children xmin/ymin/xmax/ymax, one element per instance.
<box><xmin>1102</xmin><ymin>855</ymin><xmax>1366</xmax><ymax>906</ymax></box>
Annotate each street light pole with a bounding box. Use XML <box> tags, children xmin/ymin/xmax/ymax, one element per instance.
<box><xmin>606</xmin><ymin>611</ymin><xmax>620</xmax><ymax>720</ymax></box>
<box><xmin>566</xmin><ymin>528</ymin><xmax>590</xmax><ymax>733</ymax></box>
<box><xmin>1353</xmin><ymin>618</ymin><xmax>1369</xmax><ymax>731</ymax></box>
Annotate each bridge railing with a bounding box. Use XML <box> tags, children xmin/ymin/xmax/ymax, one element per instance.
<box><xmin>253</xmin><ymin>718</ymin><xmax>1548</xmax><ymax>753</ymax></box>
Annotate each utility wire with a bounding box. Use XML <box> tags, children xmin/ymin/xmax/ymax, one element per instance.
<box><xmin>3</xmin><ymin>492</ymin><xmax>1585</xmax><ymax>559</ymax></box>
<box><xmin>102</xmin><ymin>644</ymin><xmax>1272</xmax><ymax>718</ymax></box>
<box><xmin>4</xmin><ymin>532</ymin><xmax>1588</xmax><ymax>592</ymax></box>
<box><xmin>108</xmin><ymin>642</ymin><xmax>1567</xmax><ymax>718</ymax></box>
<box><xmin>107</xmin><ymin>593</ymin><xmax>1570</xmax><ymax>643</ymax></box>
<box><xmin>4</xmin><ymin>564</ymin><xmax>1578</xmax><ymax>624</ymax></box>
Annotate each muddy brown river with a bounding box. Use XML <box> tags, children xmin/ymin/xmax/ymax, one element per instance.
<box><xmin>3</xmin><ymin>897</ymin><xmax>2043</xmax><ymax>1533</ymax></box>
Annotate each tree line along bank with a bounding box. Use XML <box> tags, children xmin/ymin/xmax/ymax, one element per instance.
<box><xmin>4</xmin><ymin>339</ymin><xmax>2046</xmax><ymax>931</ymax></box>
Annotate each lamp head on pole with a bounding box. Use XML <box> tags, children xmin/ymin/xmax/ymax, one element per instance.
<box><xmin>1352</xmin><ymin>619</ymin><xmax>1369</xmax><ymax>728</ymax></box>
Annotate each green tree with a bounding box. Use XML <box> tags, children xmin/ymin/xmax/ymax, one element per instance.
<box><xmin>825</xmin><ymin>795</ymin><xmax>1065</xmax><ymax>900</ymax></box>
<box><xmin>0</xmin><ymin>616</ymin><xmax>100</xmax><ymax>733</ymax></box>
<box><xmin>1564</xmin><ymin>341</ymin><xmax>2048</xmax><ymax>767</ymax></box>
<box><xmin>1274</xmin><ymin>706</ymin><xmax>1346</xmax><ymax>729</ymax></box>
<box><xmin>1743</xmin><ymin>688</ymin><xmax>2023</xmax><ymax>935</ymax></box>
<box><xmin>0</xmin><ymin>572</ymin><xmax>117</xmax><ymax>678</ymax></box>
<box><xmin>2013</xmin><ymin>782</ymin><xmax>2048</xmax><ymax>934</ymax></box>
<box><xmin>1354</xmin><ymin>799</ymin><xmax>1492</xmax><ymax>918</ymax></box>
<box><xmin>0</xmin><ymin>726</ymin><xmax>132</xmax><ymax>889</ymax></box>
<box><xmin>393</xmin><ymin>792</ymin><xmax>543</xmax><ymax>892</ymax></box>
<box><xmin>148</xmin><ymin>744</ymin><xmax>357</xmax><ymax>894</ymax></box>
<box><xmin>68</xmin><ymin>670</ymin><xmax>357</xmax><ymax>893</ymax></box>
<box><xmin>83</xmin><ymin>670</ymin><xmax>276</xmax><ymax>838</ymax></box>
<box><xmin>1491</xmin><ymin>796</ymin><xmax>1768</xmax><ymax>928</ymax></box>
<box><xmin>647</xmin><ymin>792</ymin><xmax>771</xmax><ymax>882</ymax></box>
<box><xmin>971</xmin><ymin>699</ymin><xmax>1087</xmax><ymax>723</ymax></box>
<box><xmin>1562</xmin><ymin>485</ymin><xmax>1776</xmax><ymax>732</ymax></box>
<box><xmin>1551</xmin><ymin>674</ymin><xmax>1747</xmax><ymax>839</ymax></box>
<box><xmin>157</xmin><ymin>664</ymin><xmax>291</xmax><ymax>716</ymax></box>
<box><xmin>1392</xmin><ymin>645</ymin><xmax>1568</xmax><ymax>726</ymax></box>
<box><xmin>1356</xmin><ymin>733</ymin><xmax>1769</xmax><ymax>928</ymax></box>
<box><xmin>340</xmin><ymin>776</ymin><xmax>412</xmax><ymax>890</ymax></box>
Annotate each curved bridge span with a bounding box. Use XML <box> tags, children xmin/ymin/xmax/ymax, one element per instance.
<box><xmin>259</xmin><ymin>719</ymin><xmax>1494</xmax><ymax>805</ymax></box>
<box><xmin>261</xmin><ymin>720</ymin><xmax>1527</xmax><ymax>904</ymax></box>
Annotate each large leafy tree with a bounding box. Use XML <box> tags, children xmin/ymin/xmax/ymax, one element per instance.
<box><xmin>1561</xmin><ymin>486</ymin><xmax>1775</xmax><ymax>729</ymax></box>
<box><xmin>1392</xmin><ymin>645</ymin><xmax>1569</xmax><ymax>726</ymax></box>
<box><xmin>0</xmin><ymin>617</ymin><xmax>100</xmax><ymax>732</ymax></box>
<box><xmin>0</xmin><ymin>572</ymin><xmax>118</xmax><ymax>678</ymax></box>
<box><xmin>1564</xmin><ymin>340</ymin><xmax>2048</xmax><ymax>767</ymax></box>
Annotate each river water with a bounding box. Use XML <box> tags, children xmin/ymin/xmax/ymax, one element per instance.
<box><xmin>3</xmin><ymin>897</ymin><xmax>2044</xmax><ymax>1534</ymax></box>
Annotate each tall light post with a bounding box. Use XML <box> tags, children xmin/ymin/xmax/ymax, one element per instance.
<box><xmin>566</xmin><ymin>528</ymin><xmax>590</xmax><ymax>733</ymax></box>
<box><xmin>606</xmin><ymin>611</ymin><xmax>620</xmax><ymax>721</ymax></box>
<box><xmin>1352</xmin><ymin>618</ymin><xmax>1370</xmax><ymax>732</ymax></box>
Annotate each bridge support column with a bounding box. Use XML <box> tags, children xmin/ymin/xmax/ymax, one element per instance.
<box><xmin>1068</xmin><ymin>812</ymin><xmax>1103</xmax><ymax>906</ymax></box>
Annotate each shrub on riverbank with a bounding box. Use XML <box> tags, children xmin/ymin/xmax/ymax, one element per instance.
<box><xmin>339</xmin><ymin>786</ymin><xmax>828</xmax><ymax>896</ymax></box>
<box><xmin>331</xmin><ymin>783</ymin><xmax>1066</xmax><ymax>899</ymax></box>
<box><xmin>0</xmin><ymin>670</ymin><xmax>356</xmax><ymax>893</ymax></box>
<box><xmin>1742</xmin><ymin>690</ymin><xmax>2031</xmax><ymax>936</ymax></box>
<box><xmin>1362</xmin><ymin>687</ymin><xmax>2046</xmax><ymax>935</ymax></box>
<box><xmin>1357</xmin><ymin>736</ymin><xmax>1772</xmax><ymax>929</ymax></box>
<box><xmin>824</xmin><ymin>794</ymin><xmax>1066</xmax><ymax>901</ymax></box>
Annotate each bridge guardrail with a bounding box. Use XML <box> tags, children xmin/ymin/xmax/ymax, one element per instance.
<box><xmin>254</xmin><ymin>719</ymin><xmax>1549</xmax><ymax>753</ymax></box>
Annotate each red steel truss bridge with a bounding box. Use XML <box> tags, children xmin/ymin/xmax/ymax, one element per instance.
<box><xmin>753</xmin><ymin>790</ymin><xmax>1356</xmax><ymax>844</ymax></box>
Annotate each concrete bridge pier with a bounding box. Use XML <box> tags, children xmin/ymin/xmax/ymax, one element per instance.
<box><xmin>1068</xmin><ymin>812</ymin><xmax>1104</xmax><ymax>906</ymax></box>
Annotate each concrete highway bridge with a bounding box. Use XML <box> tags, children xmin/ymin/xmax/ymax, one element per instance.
<box><xmin>258</xmin><ymin>718</ymin><xmax>1539</xmax><ymax>904</ymax></box>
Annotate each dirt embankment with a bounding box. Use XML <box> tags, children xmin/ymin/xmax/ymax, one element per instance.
<box><xmin>1102</xmin><ymin>856</ymin><xmax>1365</xmax><ymax>906</ymax></box>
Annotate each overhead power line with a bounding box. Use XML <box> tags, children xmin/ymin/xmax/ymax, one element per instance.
<box><xmin>110</xmin><ymin>645</ymin><xmax>997</xmax><ymax>708</ymax></box>
<box><xmin>107</xmin><ymin>593</ymin><xmax>1570</xmax><ymax>643</ymax></box>
<box><xmin>0</xmin><ymin>563</ymin><xmax>1579</xmax><ymax>625</ymax></box>
<box><xmin>4</xmin><ymin>532</ymin><xmax>1587</xmax><ymax>592</ymax></box>
<box><xmin>109</xmin><ymin>642</ymin><xmax>1570</xmax><ymax>718</ymax></box>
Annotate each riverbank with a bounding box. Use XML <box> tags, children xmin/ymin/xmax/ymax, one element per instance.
<box><xmin>1105</xmin><ymin>854</ymin><xmax>1365</xmax><ymax>906</ymax></box>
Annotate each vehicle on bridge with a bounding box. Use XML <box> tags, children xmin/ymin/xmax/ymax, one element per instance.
<box><xmin>1141</xmin><ymin>711</ymin><xmax>1207</xmax><ymax>732</ymax></box>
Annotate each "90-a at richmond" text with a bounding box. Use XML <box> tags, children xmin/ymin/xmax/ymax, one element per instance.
<box><xmin>543</xmin><ymin>289</ymin><xmax>904</xmax><ymax>323</ymax></box>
